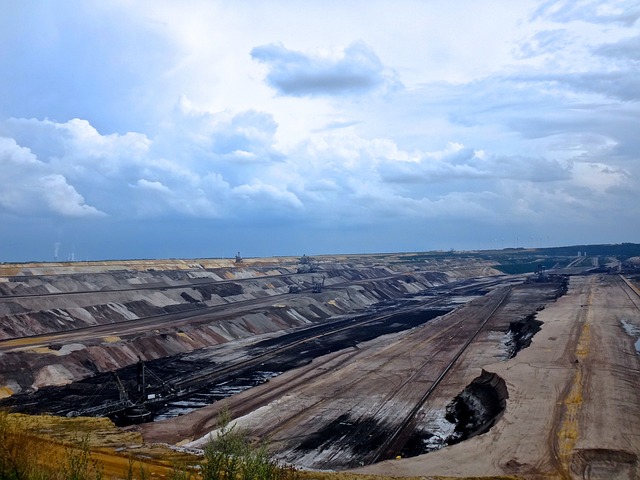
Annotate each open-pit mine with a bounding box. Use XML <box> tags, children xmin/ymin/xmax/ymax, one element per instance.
<box><xmin>1</xmin><ymin>247</ymin><xmax>639</xmax><ymax>479</ymax></box>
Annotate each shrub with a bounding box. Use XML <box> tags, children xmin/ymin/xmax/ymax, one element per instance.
<box><xmin>201</xmin><ymin>408</ymin><xmax>297</xmax><ymax>480</ymax></box>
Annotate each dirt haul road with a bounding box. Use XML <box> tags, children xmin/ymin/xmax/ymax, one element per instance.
<box><xmin>356</xmin><ymin>274</ymin><xmax>640</xmax><ymax>479</ymax></box>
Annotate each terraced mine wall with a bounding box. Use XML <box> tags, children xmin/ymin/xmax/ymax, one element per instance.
<box><xmin>0</xmin><ymin>256</ymin><xmax>498</xmax><ymax>397</ymax></box>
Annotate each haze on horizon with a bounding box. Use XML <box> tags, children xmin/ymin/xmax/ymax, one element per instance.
<box><xmin>1</xmin><ymin>1</ymin><xmax>639</xmax><ymax>262</ymax></box>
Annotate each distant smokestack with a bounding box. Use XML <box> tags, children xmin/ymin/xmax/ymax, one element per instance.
<box><xmin>54</xmin><ymin>242</ymin><xmax>61</xmax><ymax>262</ymax></box>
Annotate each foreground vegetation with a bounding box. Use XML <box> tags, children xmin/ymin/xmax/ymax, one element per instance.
<box><xmin>0</xmin><ymin>410</ymin><xmax>297</xmax><ymax>480</ymax></box>
<box><xmin>0</xmin><ymin>411</ymin><xmax>527</xmax><ymax>480</ymax></box>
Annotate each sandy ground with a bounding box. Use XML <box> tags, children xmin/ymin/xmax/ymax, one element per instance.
<box><xmin>356</xmin><ymin>275</ymin><xmax>640</xmax><ymax>479</ymax></box>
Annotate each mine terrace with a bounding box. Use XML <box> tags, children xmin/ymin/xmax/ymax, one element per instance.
<box><xmin>1</xmin><ymin>244</ymin><xmax>639</xmax><ymax>479</ymax></box>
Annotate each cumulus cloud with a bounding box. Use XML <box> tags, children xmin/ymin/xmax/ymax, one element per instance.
<box><xmin>0</xmin><ymin>117</ymin><xmax>151</xmax><ymax>177</ymax></box>
<box><xmin>0</xmin><ymin>137</ymin><xmax>104</xmax><ymax>217</ymax></box>
<box><xmin>279</xmin><ymin>130</ymin><xmax>591</xmax><ymax>228</ymax></box>
<box><xmin>379</xmin><ymin>149</ymin><xmax>572</xmax><ymax>185</ymax></box>
<box><xmin>39</xmin><ymin>175</ymin><xmax>105</xmax><ymax>217</ymax></box>
<box><xmin>131</xmin><ymin>178</ymin><xmax>221</xmax><ymax>219</ymax></box>
<box><xmin>136</xmin><ymin>179</ymin><xmax>172</xmax><ymax>194</ymax></box>
<box><xmin>0</xmin><ymin>111</ymin><xmax>301</xmax><ymax>222</ymax></box>
<box><xmin>157</xmin><ymin>98</ymin><xmax>280</xmax><ymax>164</ymax></box>
<box><xmin>251</xmin><ymin>41</ymin><xmax>400</xmax><ymax>97</ymax></box>
<box><xmin>232</xmin><ymin>182</ymin><xmax>304</xmax><ymax>213</ymax></box>
<box><xmin>571</xmin><ymin>162</ymin><xmax>629</xmax><ymax>193</ymax></box>
<box><xmin>0</xmin><ymin>67</ymin><xmax>615</xmax><ymax>243</ymax></box>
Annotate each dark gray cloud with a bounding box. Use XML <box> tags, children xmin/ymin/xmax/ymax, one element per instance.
<box><xmin>251</xmin><ymin>41</ymin><xmax>400</xmax><ymax>97</ymax></box>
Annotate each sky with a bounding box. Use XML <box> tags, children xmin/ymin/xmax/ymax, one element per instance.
<box><xmin>1</xmin><ymin>0</ymin><xmax>639</xmax><ymax>262</ymax></box>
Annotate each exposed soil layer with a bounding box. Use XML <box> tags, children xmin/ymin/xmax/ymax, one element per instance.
<box><xmin>505</xmin><ymin>313</ymin><xmax>543</xmax><ymax>358</ymax></box>
<box><xmin>8</xmin><ymin>253</ymin><xmax>626</xmax><ymax>477</ymax></box>
<box><xmin>0</xmin><ymin>305</ymin><xmax>451</xmax><ymax>419</ymax></box>
<box><xmin>1</xmin><ymin>258</ymin><xmax>496</xmax><ymax>397</ymax></box>
<box><xmin>399</xmin><ymin>371</ymin><xmax>508</xmax><ymax>457</ymax></box>
<box><xmin>444</xmin><ymin>370</ymin><xmax>508</xmax><ymax>443</ymax></box>
<box><xmin>131</xmin><ymin>279</ymin><xmax>566</xmax><ymax>472</ymax></box>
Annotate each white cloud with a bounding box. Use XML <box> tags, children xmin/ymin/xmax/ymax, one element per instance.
<box><xmin>136</xmin><ymin>179</ymin><xmax>172</xmax><ymax>194</ymax></box>
<box><xmin>527</xmin><ymin>71</ymin><xmax>640</xmax><ymax>101</ymax></box>
<box><xmin>515</xmin><ymin>29</ymin><xmax>573</xmax><ymax>59</ymax></box>
<box><xmin>532</xmin><ymin>0</ymin><xmax>640</xmax><ymax>26</ymax></box>
<box><xmin>232</xmin><ymin>182</ymin><xmax>304</xmax><ymax>212</ymax></box>
<box><xmin>251</xmin><ymin>41</ymin><xmax>400</xmax><ymax>97</ymax></box>
<box><xmin>0</xmin><ymin>117</ymin><xmax>151</xmax><ymax>177</ymax></box>
<box><xmin>39</xmin><ymin>175</ymin><xmax>105</xmax><ymax>217</ymax></box>
<box><xmin>0</xmin><ymin>137</ymin><xmax>104</xmax><ymax>217</ymax></box>
<box><xmin>571</xmin><ymin>162</ymin><xmax>629</xmax><ymax>193</ymax></box>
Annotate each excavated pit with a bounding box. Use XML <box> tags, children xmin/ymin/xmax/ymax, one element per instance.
<box><xmin>400</xmin><ymin>370</ymin><xmax>509</xmax><ymax>457</ymax></box>
<box><xmin>504</xmin><ymin>313</ymin><xmax>543</xmax><ymax>359</ymax></box>
<box><xmin>284</xmin><ymin>371</ymin><xmax>509</xmax><ymax>468</ymax></box>
<box><xmin>444</xmin><ymin>370</ymin><xmax>509</xmax><ymax>442</ymax></box>
<box><xmin>3</xmin><ymin>255</ymin><xmax>639</xmax><ymax>477</ymax></box>
<box><xmin>0</xmin><ymin>274</ymin><xmax>564</xmax><ymax>471</ymax></box>
<box><xmin>0</xmin><ymin>306</ymin><xmax>452</xmax><ymax>420</ymax></box>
